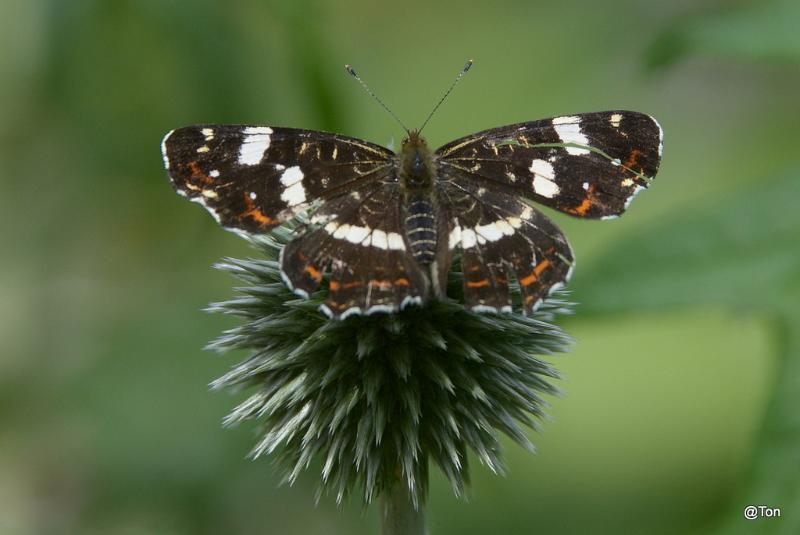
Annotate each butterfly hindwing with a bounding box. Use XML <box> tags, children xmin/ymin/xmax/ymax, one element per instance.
<box><xmin>161</xmin><ymin>125</ymin><xmax>394</xmax><ymax>233</ymax></box>
<box><xmin>436</xmin><ymin>111</ymin><xmax>662</xmax><ymax>219</ymax></box>
<box><xmin>280</xmin><ymin>183</ymin><xmax>428</xmax><ymax>318</ymax></box>
<box><xmin>438</xmin><ymin>181</ymin><xmax>574</xmax><ymax>313</ymax></box>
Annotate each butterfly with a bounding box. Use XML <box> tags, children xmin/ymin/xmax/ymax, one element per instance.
<box><xmin>161</xmin><ymin>64</ymin><xmax>662</xmax><ymax>319</ymax></box>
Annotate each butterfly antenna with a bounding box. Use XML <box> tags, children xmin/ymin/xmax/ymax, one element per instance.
<box><xmin>345</xmin><ymin>64</ymin><xmax>410</xmax><ymax>134</ymax></box>
<box><xmin>418</xmin><ymin>59</ymin><xmax>473</xmax><ymax>134</ymax></box>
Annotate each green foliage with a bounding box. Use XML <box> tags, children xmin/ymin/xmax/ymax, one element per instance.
<box><xmin>207</xmin><ymin>227</ymin><xmax>572</xmax><ymax>505</ymax></box>
<box><xmin>573</xmin><ymin>169</ymin><xmax>800</xmax><ymax>534</ymax></box>
<box><xmin>574</xmin><ymin>170</ymin><xmax>800</xmax><ymax>313</ymax></box>
<box><xmin>646</xmin><ymin>0</ymin><xmax>800</xmax><ymax>69</ymax></box>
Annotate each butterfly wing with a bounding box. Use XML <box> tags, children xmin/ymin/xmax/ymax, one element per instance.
<box><xmin>437</xmin><ymin>179</ymin><xmax>574</xmax><ymax>313</ymax></box>
<box><xmin>280</xmin><ymin>182</ymin><xmax>428</xmax><ymax>318</ymax></box>
<box><xmin>161</xmin><ymin>125</ymin><xmax>394</xmax><ymax>233</ymax></box>
<box><xmin>436</xmin><ymin>111</ymin><xmax>662</xmax><ymax>219</ymax></box>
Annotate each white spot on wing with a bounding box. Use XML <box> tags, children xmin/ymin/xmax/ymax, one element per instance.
<box><xmin>345</xmin><ymin>225</ymin><xmax>370</xmax><ymax>244</ymax></box>
<box><xmin>323</xmin><ymin>223</ymin><xmax>404</xmax><ymax>251</ymax></box>
<box><xmin>475</xmin><ymin>222</ymin><xmax>504</xmax><ymax>242</ymax></box>
<box><xmin>333</xmin><ymin>224</ymin><xmax>350</xmax><ymax>239</ymax></box>
<box><xmin>281</xmin><ymin>182</ymin><xmax>306</xmax><ymax>206</ymax></box>
<box><xmin>552</xmin><ymin>116</ymin><xmax>590</xmax><ymax>155</ymax></box>
<box><xmin>371</xmin><ymin>229</ymin><xmax>388</xmax><ymax>249</ymax></box>
<box><xmin>209</xmin><ymin>169</ymin><xmax>220</xmax><ymax>178</ymax></box>
<box><xmin>529</xmin><ymin>159</ymin><xmax>560</xmax><ymax>198</ymax></box>
<box><xmin>238</xmin><ymin>126</ymin><xmax>273</xmax><ymax>166</ymax></box>
<box><xmin>279</xmin><ymin>166</ymin><xmax>306</xmax><ymax>206</ymax></box>
<box><xmin>609</xmin><ymin>113</ymin><xmax>622</xmax><ymax>128</ymax></box>
<box><xmin>280</xmin><ymin>166</ymin><xmax>304</xmax><ymax>186</ymax></box>
<box><xmin>249</xmin><ymin>191</ymin><xmax>257</xmax><ymax>200</ymax></box>
<box><xmin>387</xmin><ymin>232</ymin><xmax>405</xmax><ymax>250</ymax></box>
<box><xmin>243</xmin><ymin>126</ymin><xmax>272</xmax><ymax>135</ymax></box>
<box><xmin>461</xmin><ymin>228</ymin><xmax>477</xmax><ymax>249</ymax></box>
<box><xmin>494</xmin><ymin>219</ymin><xmax>515</xmax><ymax>235</ymax></box>
<box><xmin>448</xmin><ymin>224</ymin><xmax>462</xmax><ymax>249</ymax></box>
<box><xmin>552</xmin><ymin>115</ymin><xmax>579</xmax><ymax>125</ymax></box>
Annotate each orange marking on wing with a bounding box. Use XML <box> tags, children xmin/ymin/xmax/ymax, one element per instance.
<box><xmin>369</xmin><ymin>280</ymin><xmax>393</xmax><ymax>290</ymax></box>
<box><xmin>188</xmin><ymin>161</ymin><xmax>214</xmax><ymax>184</ymax></box>
<box><xmin>342</xmin><ymin>281</ymin><xmax>362</xmax><ymax>289</ymax></box>
<box><xmin>519</xmin><ymin>259</ymin><xmax>551</xmax><ymax>286</ymax></box>
<box><xmin>329</xmin><ymin>281</ymin><xmax>340</xmax><ymax>291</ymax></box>
<box><xmin>303</xmin><ymin>265</ymin><xmax>322</xmax><ymax>282</ymax></box>
<box><xmin>566</xmin><ymin>185</ymin><xmax>596</xmax><ymax>216</ymax></box>
<box><xmin>623</xmin><ymin>149</ymin><xmax>644</xmax><ymax>171</ymax></box>
<box><xmin>534</xmin><ymin>259</ymin><xmax>551</xmax><ymax>276</ymax></box>
<box><xmin>241</xmin><ymin>193</ymin><xmax>279</xmax><ymax>226</ymax></box>
<box><xmin>466</xmin><ymin>279</ymin><xmax>490</xmax><ymax>288</ymax></box>
<box><xmin>394</xmin><ymin>277</ymin><xmax>410</xmax><ymax>287</ymax></box>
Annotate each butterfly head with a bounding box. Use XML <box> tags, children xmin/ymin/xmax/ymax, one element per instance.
<box><xmin>399</xmin><ymin>130</ymin><xmax>434</xmax><ymax>190</ymax></box>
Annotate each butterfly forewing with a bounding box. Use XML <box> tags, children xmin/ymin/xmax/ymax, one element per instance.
<box><xmin>436</xmin><ymin>111</ymin><xmax>662</xmax><ymax>219</ymax></box>
<box><xmin>162</xmin><ymin>125</ymin><xmax>394</xmax><ymax>233</ymax></box>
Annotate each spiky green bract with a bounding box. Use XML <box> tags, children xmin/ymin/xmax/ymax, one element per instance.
<box><xmin>206</xmin><ymin>225</ymin><xmax>573</xmax><ymax>506</ymax></box>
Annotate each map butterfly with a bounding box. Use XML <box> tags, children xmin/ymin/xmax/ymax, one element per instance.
<box><xmin>161</xmin><ymin>61</ymin><xmax>663</xmax><ymax>319</ymax></box>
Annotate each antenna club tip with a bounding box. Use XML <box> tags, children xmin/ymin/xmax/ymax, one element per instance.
<box><xmin>345</xmin><ymin>64</ymin><xmax>357</xmax><ymax>76</ymax></box>
<box><xmin>464</xmin><ymin>59</ymin><xmax>474</xmax><ymax>71</ymax></box>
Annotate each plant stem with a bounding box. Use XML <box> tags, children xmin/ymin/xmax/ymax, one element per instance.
<box><xmin>381</xmin><ymin>483</ymin><xmax>427</xmax><ymax>535</ymax></box>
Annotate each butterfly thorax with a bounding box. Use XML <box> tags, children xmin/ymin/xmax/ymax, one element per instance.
<box><xmin>399</xmin><ymin>131</ymin><xmax>435</xmax><ymax>190</ymax></box>
<box><xmin>398</xmin><ymin>131</ymin><xmax>438</xmax><ymax>265</ymax></box>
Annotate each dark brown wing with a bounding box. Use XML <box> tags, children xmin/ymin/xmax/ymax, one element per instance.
<box><xmin>436</xmin><ymin>178</ymin><xmax>574</xmax><ymax>314</ymax></box>
<box><xmin>436</xmin><ymin>111</ymin><xmax>662</xmax><ymax>219</ymax></box>
<box><xmin>161</xmin><ymin>125</ymin><xmax>394</xmax><ymax>233</ymax></box>
<box><xmin>280</xmin><ymin>183</ymin><xmax>428</xmax><ymax>319</ymax></box>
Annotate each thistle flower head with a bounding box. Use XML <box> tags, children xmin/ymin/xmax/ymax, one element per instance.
<box><xmin>207</xmin><ymin>225</ymin><xmax>573</xmax><ymax>506</ymax></box>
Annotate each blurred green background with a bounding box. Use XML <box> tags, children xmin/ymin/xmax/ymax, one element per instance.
<box><xmin>2</xmin><ymin>0</ymin><xmax>798</xmax><ymax>533</ymax></box>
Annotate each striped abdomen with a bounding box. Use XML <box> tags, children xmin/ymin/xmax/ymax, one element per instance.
<box><xmin>405</xmin><ymin>196</ymin><xmax>437</xmax><ymax>265</ymax></box>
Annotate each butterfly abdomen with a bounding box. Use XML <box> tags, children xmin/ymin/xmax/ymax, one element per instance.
<box><xmin>405</xmin><ymin>196</ymin><xmax>437</xmax><ymax>265</ymax></box>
